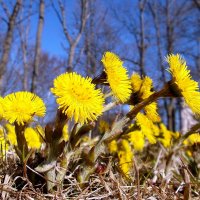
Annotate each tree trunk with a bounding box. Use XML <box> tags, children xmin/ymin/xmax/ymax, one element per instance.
<box><xmin>31</xmin><ymin>0</ymin><xmax>45</xmax><ymax>92</ymax></box>
<box><xmin>0</xmin><ymin>0</ymin><xmax>22</xmax><ymax>93</ymax></box>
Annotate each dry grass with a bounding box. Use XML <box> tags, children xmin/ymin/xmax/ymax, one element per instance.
<box><xmin>0</xmin><ymin>151</ymin><xmax>199</xmax><ymax>200</ymax></box>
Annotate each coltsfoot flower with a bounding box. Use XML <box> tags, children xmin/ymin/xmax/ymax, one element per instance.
<box><xmin>51</xmin><ymin>72</ymin><xmax>104</xmax><ymax>124</ymax></box>
<box><xmin>0</xmin><ymin>97</ymin><xmax>4</xmax><ymax>118</ymax></box>
<box><xmin>136</xmin><ymin>113</ymin><xmax>157</xmax><ymax>144</ymax></box>
<box><xmin>6</xmin><ymin>124</ymin><xmax>17</xmax><ymax>146</ymax></box>
<box><xmin>2</xmin><ymin>91</ymin><xmax>46</xmax><ymax>125</ymax></box>
<box><xmin>158</xmin><ymin>123</ymin><xmax>173</xmax><ymax>148</ymax></box>
<box><xmin>166</xmin><ymin>54</ymin><xmax>200</xmax><ymax>114</ymax></box>
<box><xmin>62</xmin><ymin>124</ymin><xmax>69</xmax><ymax>142</ymax></box>
<box><xmin>118</xmin><ymin>139</ymin><xmax>133</xmax><ymax>178</ymax></box>
<box><xmin>6</xmin><ymin>124</ymin><xmax>43</xmax><ymax>149</ymax></box>
<box><xmin>101</xmin><ymin>52</ymin><xmax>132</xmax><ymax>103</ymax></box>
<box><xmin>131</xmin><ymin>73</ymin><xmax>160</xmax><ymax>122</ymax></box>
<box><xmin>24</xmin><ymin>127</ymin><xmax>42</xmax><ymax>149</ymax></box>
<box><xmin>0</xmin><ymin>127</ymin><xmax>9</xmax><ymax>156</ymax></box>
<box><xmin>183</xmin><ymin>133</ymin><xmax>200</xmax><ymax>146</ymax></box>
<box><xmin>108</xmin><ymin>139</ymin><xmax>118</xmax><ymax>154</ymax></box>
<box><xmin>128</xmin><ymin>130</ymin><xmax>145</xmax><ymax>151</ymax></box>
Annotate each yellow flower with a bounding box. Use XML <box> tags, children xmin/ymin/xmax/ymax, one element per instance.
<box><xmin>140</xmin><ymin>77</ymin><xmax>160</xmax><ymax>122</ymax></box>
<box><xmin>166</xmin><ymin>54</ymin><xmax>200</xmax><ymax>114</ymax></box>
<box><xmin>128</xmin><ymin>130</ymin><xmax>145</xmax><ymax>151</ymax></box>
<box><xmin>2</xmin><ymin>91</ymin><xmax>46</xmax><ymax>125</ymax></box>
<box><xmin>0</xmin><ymin>127</ymin><xmax>8</xmax><ymax>157</ymax></box>
<box><xmin>130</xmin><ymin>73</ymin><xmax>160</xmax><ymax>122</ymax></box>
<box><xmin>136</xmin><ymin>113</ymin><xmax>157</xmax><ymax>144</ymax></box>
<box><xmin>24</xmin><ymin>127</ymin><xmax>42</xmax><ymax>149</ymax></box>
<box><xmin>131</xmin><ymin>73</ymin><xmax>142</xmax><ymax>93</ymax></box>
<box><xmin>6</xmin><ymin>124</ymin><xmax>17</xmax><ymax>146</ymax></box>
<box><xmin>158</xmin><ymin>123</ymin><xmax>172</xmax><ymax>148</ymax></box>
<box><xmin>62</xmin><ymin>124</ymin><xmax>69</xmax><ymax>142</ymax></box>
<box><xmin>118</xmin><ymin>139</ymin><xmax>133</xmax><ymax>178</ymax></box>
<box><xmin>0</xmin><ymin>97</ymin><xmax>4</xmax><ymax>118</ymax></box>
<box><xmin>172</xmin><ymin>131</ymin><xmax>180</xmax><ymax>139</ymax></box>
<box><xmin>152</xmin><ymin>123</ymin><xmax>160</xmax><ymax>136</ymax></box>
<box><xmin>140</xmin><ymin>76</ymin><xmax>153</xmax><ymax>99</ymax></box>
<box><xmin>144</xmin><ymin>103</ymin><xmax>160</xmax><ymax>123</ymax></box>
<box><xmin>6</xmin><ymin>124</ymin><xmax>44</xmax><ymax>149</ymax></box>
<box><xmin>183</xmin><ymin>133</ymin><xmax>200</xmax><ymax>146</ymax></box>
<box><xmin>101</xmin><ymin>52</ymin><xmax>132</xmax><ymax>103</ymax></box>
<box><xmin>51</xmin><ymin>72</ymin><xmax>104</xmax><ymax>124</ymax></box>
<box><xmin>108</xmin><ymin>139</ymin><xmax>118</xmax><ymax>153</ymax></box>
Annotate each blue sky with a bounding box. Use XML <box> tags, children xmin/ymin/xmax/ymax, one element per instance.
<box><xmin>31</xmin><ymin>0</ymin><xmax>123</xmax><ymax>57</ymax></box>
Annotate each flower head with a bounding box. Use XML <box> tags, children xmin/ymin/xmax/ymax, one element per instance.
<box><xmin>6</xmin><ymin>124</ymin><xmax>17</xmax><ymax>146</ymax></box>
<box><xmin>0</xmin><ymin>127</ymin><xmax>9</xmax><ymax>156</ymax></box>
<box><xmin>136</xmin><ymin>113</ymin><xmax>157</xmax><ymax>144</ymax></box>
<box><xmin>131</xmin><ymin>73</ymin><xmax>142</xmax><ymax>93</ymax></box>
<box><xmin>25</xmin><ymin>127</ymin><xmax>42</xmax><ymax>149</ymax></box>
<box><xmin>128</xmin><ymin>130</ymin><xmax>145</xmax><ymax>151</ymax></box>
<box><xmin>131</xmin><ymin>73</ymin><xmax>160</xmax><ymax>122</ymax></box>
<box><xmin>101</xmin><ymin>52</ymin><xmax>132</xmax><ymax>103</ymax></box>
<box><xmin>108</xmin><ymin>139</ymin><xmax>118</xmax><ymax>154</ymax></box>
<box><xmin>51</xmin><ymin>72</ymin><xmax>104</xmax><ymax>124</ymax></box>
<box><xmin>166</xmin><ymin>54</ymin><xmax>200</xmax><ymax>114</ymax></box>
<box><xmin>0</xmin><ymin>97</ymin><xmax>4</xmax><ymax>118</ymax></box>
<box><xmin>2</xmin><ymin>92</ymin><xmax>46</xmax><ymax>125</ymax></box>
<box><xmin>6</xmin><ymin>124</ymin><xmax>43</xmax><ymax>149</ymax></box>
<box><xmin>62</xmin><ymin>124</ymin><xmax>69</xmax><ymax>142</ymax></box>
<box><xmin>183</xmin><ymin>133</ymin><xmax>200</xmax><ymax>146</ymax></box>
<box><xmin>144</xmin><ymin>103</ymin><xmax>160</xmax><ymax>122</ymax></box>
<box><xmin>118</xmin><ymin>139</ymin><xmax>133</xmax><ymax>178</ymax></box>
<box><xmin>158</xmin><ymin>123</ymin><xmax>172</xmax><ymax>148</ymax></box>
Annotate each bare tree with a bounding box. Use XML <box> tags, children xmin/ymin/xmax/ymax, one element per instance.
<box><xmin>52</xmin><ymin>0</ymin><xmax>89</xmax><ymax>72</ymax></box>
<box><xmin>138</xmin><ymin>0</ymin><xmax>146</xmax><ymax>76</ymax></box>
<box><xmin>0</xmin><ymin>0</ymin><xmax>22</xmax><ymax>93</ymax></box>
<box><xmin>112</xmin><ymin>0</ymin><xmax>148</xmax><ymax>76</ymax></box>
<box><xmin>31</xmin><ymin>0</ymin><xmax>45</xmax><ymax>92</ymax></box>
<box><xmin>148</xmin><ymin>1</ymin><xmax>171</xmax><ymax>129</ymax></box>
<box><xmin>18</xmin><ymin>0</ymin><xmax>33</xmax><ymax>91</ymax></box>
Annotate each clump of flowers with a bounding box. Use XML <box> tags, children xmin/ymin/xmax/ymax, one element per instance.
<box><xmin>1</xmin><ymin>51</ymin><xmax>200</xmax><ymax>193</ymax></box>
<box><xmin>6</xmin><ymin>123</ymin><xmax>43</xmax><ymax>149</ymax></box>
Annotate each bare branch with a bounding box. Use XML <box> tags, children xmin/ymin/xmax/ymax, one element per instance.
<box><xmin>31</xmin><ymin>0</ymin><xmax>45</xmax><ymax>92</ymax></box>
<box><xmin>53</xmin><ymin>0</ymin><xmax>89</xmax><ymax>72</ymax></box>
<box><xmin>0</xmin><ymin>0</ymin><xmax>10</xmax><ymax>18</ymax></box>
